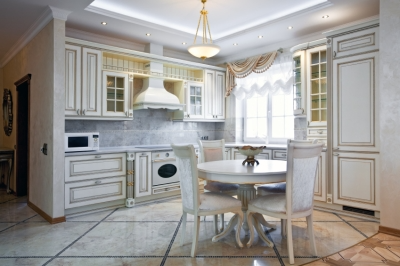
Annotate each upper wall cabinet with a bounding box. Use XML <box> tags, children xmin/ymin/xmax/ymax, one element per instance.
<box><xmin>205</xmin><ymin>70</ymin><xmax>225</xmax><ymax>120</ymax></box>
<box><xmin>102</xmin><ymin>71</ymin><xmax>131</xmax><ymax>118</ymax></box>
<box><xmin>332</xmin><ymin>27</ymin><xmax>379</xmax><ymax>58</ymax></box>
<box><xmin>65</xmin><ymin>44</ymin><xmax>81</xmax><ymax>116</ymax></box>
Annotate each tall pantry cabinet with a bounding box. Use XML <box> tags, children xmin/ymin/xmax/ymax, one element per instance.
<box><xmin>327</xmin><ymin>20</ymin><xmax>380</xmax><ymax>211</ymax></box>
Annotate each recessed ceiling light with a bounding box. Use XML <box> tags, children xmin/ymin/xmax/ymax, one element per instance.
<box><xmin>288</xmin><ymin>26</ymin><xmax>293</xmax><ymax>30</ymax></box>
<box><xmin>233</xmin><ymin>43</ymin><xmax>238</xmax><ymax>46</ymax></box>
<box><xmin>101</xmin><ymin>22</ymin><xmax>107</xmax><ymax>25</ymax></box>
<box><xmin>322</xmin><ymin>15</ymin><xmax>329</xmax><ymax>18</ymax></box>
<box><xmin>182</xmin><ymin>42</ymin><xmax>187</xmax><ymax>45</ymax></box>
<box><xmin>258</xmin><ymin>35</ymin><xmax>263</xmax><ymax>39</ymax></box>
<box><xmin>145</xmin><ymin>33</ymin><xmax>151</xmax><ymax>36</ymax></box>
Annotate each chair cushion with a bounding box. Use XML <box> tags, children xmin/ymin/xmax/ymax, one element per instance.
<box><xmin>257</xmin><ymin>182</ymin><xmax>286</xmax><ymax>196</ymax></box>
<box><xmin>249</xmin><ymin>194</ymin><xmax>287</xmax><ymax>213</ymax></box>
<box><xmin>204</xmin><ymin>181</ymin><xmax>239</xmax><ymax>193</ymax></box>
<box><xmin>199</xmin><ymin>192</ymin><xmax>241</xmax><ymax>211</ymax></box>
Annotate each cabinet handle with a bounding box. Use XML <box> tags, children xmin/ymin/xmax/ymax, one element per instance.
<box><xmin>333</xmin><ymin>147</ymin><xmax>339</xmax><ymax>150</ymax></box>
<box><xmin>95</xmin><ymin>180</ymin><xmax>102</xmax><ymax>184</ymax></box>
<box><xmin>317</xmin><ymin>130</ymin><xmax>323</xmax><ymax>134</ymax></box>
<box><xmin>95</xmin><ymin>155</ymin><xmax>101</xmax><ymax>158</ymax></box>
<box><xmin>125</xmin><ymin>111</ymin><xmax>128</xmax><ymax>116</ymax></box>
<box><xmin>83</xmin><ymin>109</ymin><xmax>86</xmax><ymax>115</ymax></box>
<box><xmin>77</xmin><ymin>109</ymin><xmax>80</xmax><ymax>115</ymax></box>
<box><xmin>333</xmin><ymin>153</ymin><xmax>339</xmax><ymax>156</ymax></box>
<box><xmin>333</xmin><ymin>51</ymin><xmax>337</xmax><ymax>58</ymax></box>
<box><xmin>188</xmin><ymin>114</ymin><xmax>190</xmax><ymax>118</ymax></box>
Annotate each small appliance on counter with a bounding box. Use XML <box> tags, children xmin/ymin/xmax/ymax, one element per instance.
<box><xmin>65</xmin><ymin>132</ymin><xmax>99</xmax><ymax>152</ymax></box>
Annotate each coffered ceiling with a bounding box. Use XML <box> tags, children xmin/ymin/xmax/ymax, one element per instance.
<box><xmin>0</xmin><ymin>0</ymin><xmax>380</xmax><ymax>66</ymax></box>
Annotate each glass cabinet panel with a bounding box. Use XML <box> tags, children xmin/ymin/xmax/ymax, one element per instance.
<box><xmin>188</xmin><ymin>83</ymin><xmax>203</xmax><ymax>117</ymax></box>
<box><xmin>293</xmin><ymin>55</ymin><xmax>303</xmax><ymax>112</ymax></box>
<box><xmin>308</xmin><ymin>49</ymin><xmax>327</xmax><ymax>124</ymax></box>
<box><xmin>106</xmin><ymin>75</ymin><xmax>125</xmax><ymax>113</ymax></box>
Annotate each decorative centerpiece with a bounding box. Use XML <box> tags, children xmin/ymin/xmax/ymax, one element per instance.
<box><xmin>234</xmin><ymin>146</ymin><xmax>266</xmax><ymax>166</ymax></box>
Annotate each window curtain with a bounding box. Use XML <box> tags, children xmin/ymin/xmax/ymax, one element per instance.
<box><xmin>228</xmin><ymin>52</ymin><xmax>293</xmax><ymax>100</ymax></box>
<box><xmin>226</xmin><ymin>50</ymin><xmax>279</xmax><ymax>96</ymax></box>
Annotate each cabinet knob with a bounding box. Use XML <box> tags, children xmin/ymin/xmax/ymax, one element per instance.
<box><xmin>95</xmin><ymin>155</ymin><xmax>101</xmax><ymax>158</ymax></box>
<box><xmin>333</xmin><ymin>153</ymin><xmax>339</xmax><ymax>156</ymax></box>
<box><xmin>83</xmin><ymin>109</ymin><xmax>86</xmax><ymax>115</ymax></box>
<box><xmin>333</xmin><ymin>51</ymin><xmax>337</xmax><ymax>58</ymax></box>
<box><xmin>317</xmin><ymin>130</ymin><xmax>323</xmax><ymax>134</ymax></box>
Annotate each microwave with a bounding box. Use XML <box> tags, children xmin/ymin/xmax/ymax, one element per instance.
<box><xmin>65</xmin><ymin>132</ymin><xmax>99</xmax><ymax>152</ymax></box>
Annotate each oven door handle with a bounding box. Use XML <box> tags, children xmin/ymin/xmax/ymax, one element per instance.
<box><xmin>152</xmin><ymin>158</ymin><xmax>176</xmax><ymax>163</ymax></box>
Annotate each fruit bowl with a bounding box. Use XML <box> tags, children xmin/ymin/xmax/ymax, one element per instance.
<box><xmin>234</xmin><ymin>145</ymin><xmax>266</xmax><ymax>166</ymax></box>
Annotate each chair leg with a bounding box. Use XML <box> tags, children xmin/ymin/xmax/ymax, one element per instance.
<box><xmin>281</xmin><ymin>219</ymin><xmax>287</xmax><ymax>238</ymax></box>
<box><xmin>246</xmin><ymin>211</ymin><xmax>255</xmax><ymax>248</ymax></box>
<box><xmin>213</xmin><ymin>215</ymin><xmax>219</xmax><ymax>234</ymax></box>
<box><xmin>235</xmin><ymin>211</ymin><xmax>244</xmax><ymax>248</ymax></box>
<box><xmin>306</xmin><ymin>214</ymin><xmax>318</xmax><ymax>257</ymax></box>
<box><xmin>181</xmin><ymin>212</ymin><xmax>187</xmax><ymax>246</ymax></box>
<box><xmin>220</xmin><ymin>213</ymin><xmax>225</xmax><ymax>231</ymax></box>
<box><xmin>287</xmin><ymin>219</ymin><xmax>294</xmax><ymax>264</ymax></box>
<box><xmin>191</xmin><ymin>216</ymin><xmax>200</xmax><ymax>257</ymax></box>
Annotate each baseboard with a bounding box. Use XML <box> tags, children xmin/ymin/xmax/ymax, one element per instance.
<box><xmin>28</xmin><ymin>200</ymin><xmax>66</xmax><ymax>224</ymax></box>
<box><xmin>379</xmin><ymin>225</ymin><xmax>400</xmax><ymax>237</ymax></box>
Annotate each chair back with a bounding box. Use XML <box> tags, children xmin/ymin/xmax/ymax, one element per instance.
<box><xmin>197</xmin><ymin>139</ymin><xmax>225</xmax><ymax>163</ymax></box>
<box><xmin>285</xmin><ymin>143</ymin><xmax>323</xmax><ymax>214</ymax></box>
<box><xmin>171</xmin><ymin>144</ymin><xmax>200</xmax><ymax>212</ymax></box>
<box><xmin>287</xmin><ymin>139</ymin><xmax>318</xmax><ymax>146</ymax></box>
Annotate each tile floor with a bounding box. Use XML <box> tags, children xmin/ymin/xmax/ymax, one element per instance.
<box><xmin>0</xmin><ymin>190</ymin><xmax>379</xmax><ymax>266</ymax></box>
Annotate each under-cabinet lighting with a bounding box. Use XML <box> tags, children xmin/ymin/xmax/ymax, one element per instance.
<box><xmin>101</xmin><ymin>22</ymin><xmax>107</xmax><ymax>25</ymax></box>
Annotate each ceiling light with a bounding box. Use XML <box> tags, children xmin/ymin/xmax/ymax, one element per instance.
<box><xmin>182</xmin><ymin>42</ymin><xmax>187</xmax><ymax>45</ymax></box>
<box><xmin>288</xmin><ymin>26</ymin><xmax>293</xmax><ymax>30</ymax></box>
<box><xmin>233</xmin><ymin>43</ymin><xmax>238</xmax><ymax>46</ymax></box>
<box><xmin>145</xmin><ymin>33</ymin><xmax>151</xmax><ymax>36</ymax></box>
<box><xmin>322</xmin><ymin>15</ymin><xmax>329</xmax><ymax>18</ymax></box>
<box><xmin>187</xmin><ymin>0</ymin><xmax>220</xmax><ymax>60</ymax></box>
<box><xmin>101</xmin><ymin>22</ymin><xmax>107</xmax><ymax>25</ymax></box>
<box><xmin>258</xmin><ymin>35</ymin><xmax>263</xmax><ymax>39</ymax></box>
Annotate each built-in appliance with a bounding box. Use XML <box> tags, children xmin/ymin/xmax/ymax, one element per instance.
<box><xmin>151</xmin><ymin>149</ymin><xmax>180</xmax><ymax>186</ymax></box>
<box><xmin>65</xmin><ymin>132</ymin><xmax>99</xmax><ymax>152</ymax></box>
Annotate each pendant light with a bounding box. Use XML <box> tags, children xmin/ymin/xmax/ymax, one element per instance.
<box><xmin>188</xmin><ymin>0</ymin><xmax>220</xmax><ymax>60</ymax></box>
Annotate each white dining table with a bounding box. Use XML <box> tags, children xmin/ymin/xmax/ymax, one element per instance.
<box><xmin>197</xmin><ymin>159</ymin><xmax>287</xmax><ymax>247</ymax></box>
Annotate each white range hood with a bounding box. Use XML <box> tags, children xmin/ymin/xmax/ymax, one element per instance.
<box><xmin>132</xmin><ymin>44</ymin><xmax>184</xmax><ymax>111</ymax></box>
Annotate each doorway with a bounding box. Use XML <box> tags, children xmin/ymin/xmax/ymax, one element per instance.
<box><xmin>14</xmin><ymin>74</ymin><xmax>31</xmax><ymax>197</ymax></box>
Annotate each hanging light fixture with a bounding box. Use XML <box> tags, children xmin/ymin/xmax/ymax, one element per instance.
<box><xmin>188</xmin><ymin>0</ymin><xmax>220</xmax><ymax>60</ymax></box>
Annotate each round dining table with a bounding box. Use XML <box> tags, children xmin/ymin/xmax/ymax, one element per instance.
<box><xmin>197</xmin><ymin>159</ymin><xmax>287</xmax><ymax>247</ymax></box>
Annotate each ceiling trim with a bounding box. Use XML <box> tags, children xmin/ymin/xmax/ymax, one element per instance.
<box><xmin>85</xmin><ymin>5</ymin><xmax>194</xmax><ymax>39</ymax></box>
<box><xmin>216</xmin><ymin>1</ymin><xmax>333</xmax><ymax>42</ymax></box>
<box><xmin>0</xmin><ymin>6</ymin><xmax>71</xmax><ymax>68</ymax></box>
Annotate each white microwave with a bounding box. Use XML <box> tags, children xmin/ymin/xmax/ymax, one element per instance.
<box><xmin>65</xmin><ymin>132</ymin><xmax>99</xmax><ymax>152</ymax></box>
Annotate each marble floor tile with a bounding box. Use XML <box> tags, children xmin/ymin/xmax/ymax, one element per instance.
<box><xmin>61</xmin><ymin>221</ymin><xmax>178</xmax><ymax>256</ymax></box>
<box><xmin>338</xmin><ymin>213</ymin><xmax>377</xmax><ymax>222</ymax></box>
<box><xmin>0</xmin><ymin>221</ymin><xmax>96</xmax><ymax>256</ymax></box>
<box><xmin>164</xmin><ymin>257</ymin><xmax>283</xmax><ymax>266</ymax></box>
<box><xmin>0</xmin><ymin>203</ymin><xmax>38</xmax><ymax>222</ymax></box>
<box><xmin>0</xmin><ymin>222</ymin><xmax>16</xmax><ymax>231</ymax></box>
<box><xmin>281</xmin><ymin>257</ymin><xmax>320</xmax><ymax>266</ymax></box>
<box><xmin>6</xmin><ymin>196</ymin><xmax>28</xmax><ymax>203</ymax></box>
<box><xmin>66</xmin><ymin>209</ymin><xmax>115</xmax><ymax>222</ymax></box>
<box><xmin>348</xmin><ymin>222</ymin><xmax>380</xmax><ymax>237</ymax></box>
<box><xmin>0</xmin><ymin>258</ymin><xmax>50</xmax><ymax>266</ymax></box>
<box><xmin>47</xmin><ymin>257</ymin><xmax>163</xmax><ymax>266</ymax></box>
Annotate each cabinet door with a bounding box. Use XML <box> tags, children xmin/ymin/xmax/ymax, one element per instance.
<box><xmin>103</xmin><ymin>71</ymin><xmax>129</xmax><ymax>117</ymax></box>
<box><xmin>332</xmin><ymin>52</ymin><xmax>379</xmax><ymax>152</ymax></box>
<box><xmin>214</xmin><ymin>71</ymin><xmax>225</xmax><ymax>119</ymax></box>
<box><xmin>333</xmin><ymin>152</ymin><xmax>379</xmax><ymax>210</ymax></box>
<box><xmin>332</xmin><ymin>27</ymin><xmax>379</xmax><ymax>58</ymax></box>
<box><xmin>135</xmin><ymin>152</ymin><xmax>152</xmax><ymax>198</ymax></box>
<box><xmin>224</xmin><ymin>148</ymin><xmax>231</xmax><ymax>160</ymax></box>
<box><xmin>204</xmin><ymin>70</ymin><xmax>215</xmax><ymax>120</ymax></box>
<box><xmin>186</xmin><ymin>82</ymin><xmax>204</xmax><ymax>119</ymax></box>
<box><xmin>82</xmin><ymin>48</ymin><xmax>102</xmax><ymax>116</ymax></box>
<box><xmin>65</xmin><ymin>45</ymin><xmax>81</xmax><ymax>116</ymax></box>
<box><xmin>306</xmin><ymin>46</ymin><xmax>327</xmax><ymax>127</ymax></box>
<box><xmin>314</xmin><ymin>151</ymin><xmax>326</xmax><ymax>202</ymax></box>
<box><xmin>292</xmin><ymin>50</ymin><xmax>306</xmax><ymax>115</ymax></box>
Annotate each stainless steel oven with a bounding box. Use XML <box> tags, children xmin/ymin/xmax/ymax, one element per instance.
<box><xmin>151</xmin><ymin>150</ymin><xmax>180</xmax><ymax>186</ymax></box>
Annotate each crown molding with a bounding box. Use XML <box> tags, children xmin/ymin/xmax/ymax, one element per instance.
<box><xmin>0</xmin><ymin>6</ymin><xmax>72</xmax><ymax>68</ymax></box>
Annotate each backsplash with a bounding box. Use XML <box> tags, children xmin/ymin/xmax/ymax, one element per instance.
<box><xmin>294</xmin><ymin>116</ymin><xmax>307</xmax><ymax>140</ymax></box>
<box><xmin>65</xmin><ymin>109</ymin><xmax>221</xmax><ymax>147</ymax></box>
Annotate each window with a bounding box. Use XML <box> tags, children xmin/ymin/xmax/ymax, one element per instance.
<box><xmin>244</xmin><ymin>91</ymin><xmax>294</xmax><ymax>144</ymax></box>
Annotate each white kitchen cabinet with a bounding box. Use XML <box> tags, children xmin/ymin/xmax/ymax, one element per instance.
<box><xmin>314</xmin><ymin>151</ymin><xmax>326</xmax><ymax>202</ymax></box>
<box><xmin>332</xmin><ymin>152</ymin><xmax>379</xmax><ymax>210</ymax></box>
<box><xmin>224</xmin><ymin>148</ymin><xmax>231</xmax><ymax>160</ymax></box>
<box><xmin>332</xmin><ymin>27</ymin><xmax>379</xmax><ymax>58</ymax></box>
<box><xmin>102</xmin><ymin>71</ymin><xmax>130</xmax><ymax>118</ymax></box>
<box><xmin>231</xmin><ymin>149</ymin><xmax>272</xmax><ymax>160</ymax></box>
<box><xmin>184</xmin><ymin>82</ymin><xmax>205</xmax><ymax>119</ymax></box>
<box><xmin>81</xmin><ymin>47</ymin><xmax>102</xmax><ymax>117</ymax></box>
<box><xmin>65</xmin><ymin>44</ymin><xmax>81</xmax><ymax>116</ymax></box>
<box><xmin>205</xmin><ymin>70</ymin><xmax>225</xmax><ymax>120</ymax></box>
<box><xmin>292</xmin><ymin>50</ymin><xmax>306</xmax><ymax>115</ymax></box>
<box><xmin>134</xmin><ymin>152</ymin><xmax>152</xmax><ymax>198</ymax></box>
<box><xmin>272</xmin><ymin>150</ymin><xmax>287</xmax><ymax>161</ymax></box>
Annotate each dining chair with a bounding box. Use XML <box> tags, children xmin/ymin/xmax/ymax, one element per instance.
<box><xmin>197</xmin><ymin>139</ymin><xmax>239</xmax><ymax>233</ymax></box>
<box><xmin>171</xmin><ymin>144</ymin><xmax>244</xmax><ymax>257</ymax></box>
<box><xmin>247</xmin><ymin>142</ymin><xmax>323</xmax><ymax>265</ymax></box>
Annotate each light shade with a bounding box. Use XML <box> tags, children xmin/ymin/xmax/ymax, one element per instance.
<box><xmin>188</xmin><ymin>44</ymin><xmax>220</xmax><ymax>60</ymax></box>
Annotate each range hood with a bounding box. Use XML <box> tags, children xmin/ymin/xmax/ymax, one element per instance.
<box><xmin>132</xmin><ymin>44</ymin><xmax>184</xmax><ymax>111</ymax></box>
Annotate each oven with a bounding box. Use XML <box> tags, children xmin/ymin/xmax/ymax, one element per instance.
<box><xmin>151</xmin><ymin>150</ymin><xmax>180</xmax><ymax>186</ymax></box>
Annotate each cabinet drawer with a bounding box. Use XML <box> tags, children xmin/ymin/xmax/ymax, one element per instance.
<box><xmin>65</xmin><ymin>176</ymin><xmax>126</xmax><ymax>209</ymax></box>
<box><xmin>152</xmin><ymin>183</ymin><xmax>181</xmax><ymax>195</ymax></box>
<box><xmin>332</xmin><ymin>27</ymin><xmax>379</xmax><ymax>58</ymax></box>
<box><xmin>307</xmin><ymin>128</ymin><xmax>327</xmax><ymax>136</ymax></box>
<box><xmin>272</xmin><ymin>150</ymin><xmax>287</xmax><ymax>160</ymax></box>
<box><xmin>65</xmin><ymin>153</ymin><xmax>126</xmax><ymax>182</ymax></box>
<box><xmin>307</xmin><ymin>138</ymin><xmax>327</xmax><ymax>145</ymax></box>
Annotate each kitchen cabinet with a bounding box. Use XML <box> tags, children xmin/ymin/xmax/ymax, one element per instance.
<box><xmin>314</xmin><ymin>151</ymin><xmax>327</xmax><ymax>202</ymax></box>
<box><xmin>292</xmin><ymin>50</ymin><xmax>306</xmax><ymax>115</ymax></box>
<box><xmin>185</xmin><ymin>82</ymin><xmax>205</xmax><ymax>119</ymax></box>
<box><xmin>134</xmin><ymin>152</ymin><xmax>152</xmax><ymax>198</ymax></box>
<box><xmin>224</xmin><ymin>148</ymin><xmax>231</xmax><ymax>160</ymax></box>
<box><xmin>205</xmin><ymin>70</ymin><xmax>225</xmax><ymax>120</ymax></box>
<box><xmin>64</xmin><ymin>153</ymin><xmax>127</xmax><ymax>209</ymax></box>
<box><xmin>102</xmin><ymin>71</ymin><xmax>132</xmax><ymax>118</ymax></box>
<box><xmin>65</xmin><ymin>44</ymin><xmax>81</xmax><ymax>116</ymax></box>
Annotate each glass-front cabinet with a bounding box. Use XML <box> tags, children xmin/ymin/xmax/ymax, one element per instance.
<box><xmin>292</xmin><ymin>51</ymin><xmax>306</xmax><ymax>115</ymax></box>
<box><xmin>307</xmin><ymin>46</ymin><xmax>327</xmax><ymax>127</ymax></box>
<box><xmin>102</xmin><ymin>71</ymin><xmax>129</xmax><ymax>117</ymax></box>
<box><xmin>186</xmin><ymin>82</ymin><xmax>204</xmax><ymax>119</ymax></box>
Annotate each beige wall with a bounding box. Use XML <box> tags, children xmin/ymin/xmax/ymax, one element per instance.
<box><xmin>1</xmin><ymin>19</ymin><xmax>65</xmax><ymax>218</ymax></box>
<box><xmin>379</xmin><ymin>0</ymin><xmax>400</xmax><ymax>231</ymax></box>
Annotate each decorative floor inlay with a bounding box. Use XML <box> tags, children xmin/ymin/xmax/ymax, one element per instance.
<box><xmin>0</xmin><ymin>190</ymin><xmax>381</xmax><ymax>266</ymax></box>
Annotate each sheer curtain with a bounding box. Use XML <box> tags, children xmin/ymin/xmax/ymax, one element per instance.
<box><xmin>231</xmin><ymin>52</ymin><xmax>293</xmax><ymax>100</ymax></box>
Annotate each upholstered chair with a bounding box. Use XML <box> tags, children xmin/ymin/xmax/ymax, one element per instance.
<box><xmin>247</xmin><ymin>142</ymin><xmax>323</xmax><ymax>264</ymax></box>
<box><xmin>171</xmin><ymin>144</ymin><xmax>244</xmax><ymax>257</ymax></box>
<box><xmin>197</xmin><ymin>139</ymin><xmax>239</xmax><ymax>233</ymax></box>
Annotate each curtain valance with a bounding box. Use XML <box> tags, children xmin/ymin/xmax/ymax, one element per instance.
<box><xmin>226</xmin><ymin>50</ymin><xmax>279</xmax><ymax>96</ymax></box>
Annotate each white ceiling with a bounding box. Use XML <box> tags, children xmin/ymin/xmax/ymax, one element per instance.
<box><xmin>0</xmin><ymin>0</ymin><xmax>380</xmax><ymax>66</ymax></box>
